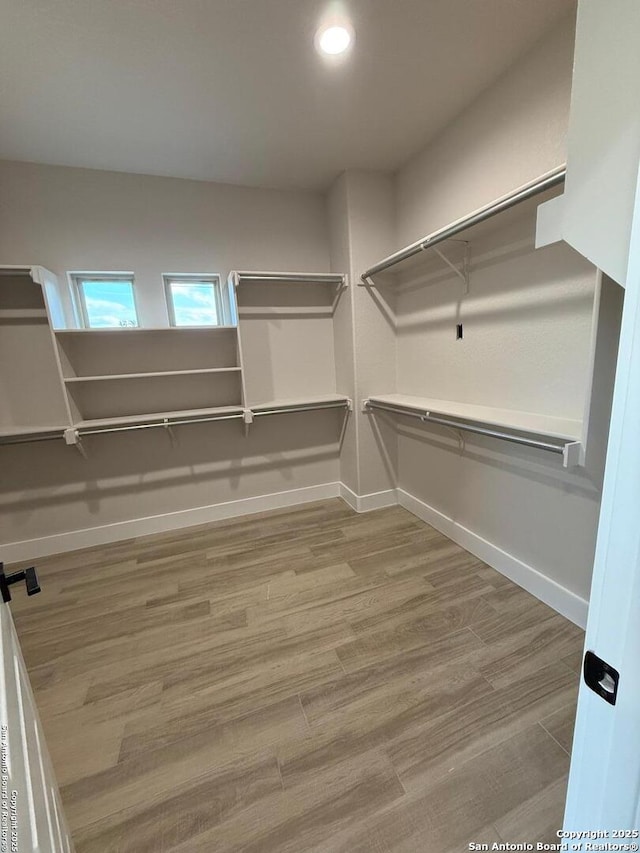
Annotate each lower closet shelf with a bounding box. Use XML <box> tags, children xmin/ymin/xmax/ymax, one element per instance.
<box><xmin>365</xmin><ymin>394</ymin><xmax>582</xmax><ymax>466</ymax></box>
<box><xmin>73</xmin><ymin>405</ymin><xmax>245</xmax><ymax>431</ymax></box>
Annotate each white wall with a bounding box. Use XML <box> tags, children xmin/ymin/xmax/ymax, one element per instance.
<box><xmin>0</xmin><ymin>160</ymin><xmax>343</xmax><ymax>551</ymax></box>
<box><xmin>0</xmin><ymin>160</ymin><xmax>328</xmax><ymax>326</ymax></box>
<box><xmin>397</xmin><ymin>13</ymin><xmax>575</xmax><ymax>246</ymax></box>
<box><xmin>390</xmin><ymin>12</ymin><xmax>620</xmax><ymax>606</ymax></box>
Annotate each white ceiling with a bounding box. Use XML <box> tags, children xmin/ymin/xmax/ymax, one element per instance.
<box><xmin>0</xmin><ymin>0</ymin><xmax>575</xmax><ymax>191</ymax></box>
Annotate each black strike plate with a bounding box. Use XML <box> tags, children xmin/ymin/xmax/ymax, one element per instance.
<box><xmin>583</xmin><ymin>650</ymin><xmax>619</xmax><ymax>706</ymax></box>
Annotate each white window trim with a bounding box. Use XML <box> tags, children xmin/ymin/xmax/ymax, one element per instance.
<box><xmin>68</xmin><ymin>271</ymin><xmax>139</xmax><ymax>329</ymax></box>
<box><xmin>163</xmin><ymin>273</ymin><xmax>224</xmax><ymax>327</ymax></box>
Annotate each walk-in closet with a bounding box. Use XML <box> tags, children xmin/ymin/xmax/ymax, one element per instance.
<box><xmin>1</xmin><ymin>0</ymin><xmax>639</xmax><ymax>850</ymax></box>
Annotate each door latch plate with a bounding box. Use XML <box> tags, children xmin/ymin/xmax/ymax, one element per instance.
<box><xmin>583</xmin><ymin>650</ymin><xmax>619</xmax><ymax>706</ymax></box>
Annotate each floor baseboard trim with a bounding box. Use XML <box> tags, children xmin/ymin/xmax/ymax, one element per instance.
<box><xmin>2</xmin><ymin>482</ymin><xmax>342</xmax><ymax>563</ymax></box>
<box><xmin>339</xmin><ymin>484</ymin><xmax>398</xmax><ymax>513</ymax></box>
<box><xmin>397</xmin><ymin>489</ymin><xmax>588</xmax><ymax>629</ymax></box>
<box><xmin>2</xmin><ymin>482</ymin><xmax>589</xmax><ymax>629</ymax></box>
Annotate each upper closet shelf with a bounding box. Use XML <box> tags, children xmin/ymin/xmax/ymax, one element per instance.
<box><xmin>54</xmin><ymin>325</ymin><xmax>239</xmax><ymax>335</ymax></box>
<box><xmin>364</xmin><ymin>394</ymin><xmax>582</xmax><ymax>467</ymax></box>
<box><xmin>230</xmin><ymin>271</ymin><xmax>346</xmax><ymax>287</ymax></box>
<box><xmin>64</xmin><ymin>367</ymin><xmax>241</xmax><ymax>383</ymax></box>
<box><xmin>359</xmin><ymin>165</ymin><xmax>566</xmax><ymax>286</ymax></box>
<box><xmin>249</xmin><ymin>395</ymin><xmax>351</xmax><ymax>417</ymax></box>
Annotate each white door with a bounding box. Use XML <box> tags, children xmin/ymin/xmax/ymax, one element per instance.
<box><xmin>563</xmin><ymin>163</ymin><xmax>640</xmax><ymax>833</ymax></box>
<box><xmin>0</xmin><ymin>572</ymin><xmax>74</xmax><ymax>852</ymax></box>
<box><xmin>561</xmin><ymin>0</ymin><xmax>640</xmax><ymax>830</ymax></box>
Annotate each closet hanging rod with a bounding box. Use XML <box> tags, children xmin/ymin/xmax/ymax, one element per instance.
<box><xmin>77</xmin><ymin>412</ymin><xmax>244</xmax><ymax>437</ymax></box>
<box><xmin>253</xmin><ymin>401</ymin><xmax>350</xmax><ymax>417</ymax></box>
<box><xmin>360</xmin><ymin>165</ymin><xmax>566</xmax><ymax>282</ymax></box>
<box><xmin>0</xmin><ymin>432</ymin><xmax>64</xmax><ymax>447</ymax></box>
<box><xmin>234</xmin><ymin>272</ymin><xmax>346</xmax><ymax>286</ymax></box>
<box><xmin>365</xmin><ymin>400</ymin><xmax>566</xmax><ymax>455</ymax></box>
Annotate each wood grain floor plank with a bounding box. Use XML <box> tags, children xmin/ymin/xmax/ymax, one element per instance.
<box><xmin>10</xmin><ymin>499</ymin><xmax>580</xmax><ymax>851</ymax></box>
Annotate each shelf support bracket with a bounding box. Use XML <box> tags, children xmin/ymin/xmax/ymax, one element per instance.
<box><xmin>64</xmin><ymin>428</ymin><xmax>87</xmax><ymax>459</ymax></box>
<box><xmin>563</xmin><ymin>441</ymin><xmax>582</xmax><ymax>469</ymax></box>
<box><xmin>430</xmin><ymin>241</ymin><xmax>470</xmax><ymax>293</ymax></box>
<box><xmin>163</xmin><ymin>419</ymin><xmax>177</xmax><ymax>448</ymax></box>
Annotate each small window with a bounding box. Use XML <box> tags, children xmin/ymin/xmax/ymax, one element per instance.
<box><xmin>70</xmin><ymin>273</ymin><xmax>138</xmax><ymax>328</ymax></box>
<box><xmin>164</xmin><ymin>274</ymin><xmax>223</xmax><ymax>327</ymax></box>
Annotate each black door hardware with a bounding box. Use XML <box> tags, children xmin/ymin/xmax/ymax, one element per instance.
<box><xmin>0</xmin><ymin>562</ymin><xmax>41</xmax><ymax>604</ymax></box>
<box><xmin>583</xmin><ymin>650</ymin><xmax>619</xmax><ymax>706</ymax></box>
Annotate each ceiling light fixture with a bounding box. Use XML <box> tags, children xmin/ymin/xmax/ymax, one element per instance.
<box><xmin>316</xmin><ymin>24</ymin><xmax>352</xmax><ymax>56</ymax></box>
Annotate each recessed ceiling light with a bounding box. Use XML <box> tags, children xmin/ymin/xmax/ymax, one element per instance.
<box><xmin>317</xmin><ymin>25</ymin><xmax>352</xmax><ymax>56</ymax></box>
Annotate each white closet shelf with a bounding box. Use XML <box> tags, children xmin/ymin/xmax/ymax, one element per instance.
<box><xmin>0</xmin><ymin>309</ymin><xmax>48</xmax><ymax>319</ymax></box>
<box><xmin>250</xmin><ymin>395</ymin><xmax>351</xmax><ymax>412</ymax></box>
<box><xmin>54</xmin><ymin>325</ymin><xmax>238</xmax><ymax>335</ymax></box>
<box><xmin>64</xmin><ymin>367</ymin><xmax>241</xmax><ymax>383</ymax></box>
<box><xmin>366</xmin><ymin>394</ymin><xmax>581</xmax><ymax>441</ymax></box>
<box><xmin>238</xmin><ymin>306</ymin><xmax>335</xmax><ymax>316</ymax></box>
<box><xmin>73</xmin><ymin>405</ymin><xmax>245</xmax><ymax>430</ymax></box>
<box><xmin>232</xmin><ymin>271</ymin><xmax>346</xmax><ymax>287</ymax></box>
<box><xmin>360</xmin><ymin>166</ymin><xmax>566</xmax><ymax>284</ymax></box>
<box><xmin>0</xmin><ymin>424</ymin><xmax>67</xmax><ymax>439</ymax></box>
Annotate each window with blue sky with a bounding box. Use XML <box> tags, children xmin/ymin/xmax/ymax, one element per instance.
<box><xmin>72</xmin><ymin>275</ymin><xmax>138</xmax><ymax>328</ymax></box>
<box><xmin>164</xmin><ymin>275</ymin><xmax>222</xmax><ymax>326</ymax></box>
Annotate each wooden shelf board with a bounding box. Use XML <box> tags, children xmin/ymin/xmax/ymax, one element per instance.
<box><xmin>64</xmin><ymin>367</ymin><xmax>242</xmax><ymax>383</ymax></box>
<box><xmin>0</xmin><ymin>424</ymin><xmax>68</xmax><ymax>438</ymax></box>
<box><xmin>0</xmin><ymin>309</ymin><xmax>48</xmax><ymax>319</ymax></box>
<box><xmin>367</xmin><ymin>393</ymin><xmax>581</xmax><ymax>441</ymax></box>
<box><xmin>73</xmin><ymin>405</ymin><xmax>245</xmax><ymax>430</ymax></box>
<box><xmin>250</xmin><ymin>394</ymin><xmax>350</xmax><ymax>412</ymax></box>
<box><xmin>233</xmin><ymin>271</ymin><xmax>345</xmax><ymax>286</ymax></box>
<box><xmin>238</xmin><ymin>306</ymin><xmax>334</xmax><ymax>317</ymax></box>
<box><xmin>54</xmin><ymin>325</ymin><xmax>238</xmax><ymax>335</ymax></box>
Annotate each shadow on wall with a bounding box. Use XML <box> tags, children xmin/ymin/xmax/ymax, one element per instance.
<box><xmin>0</xmin><ymin>409</ymin><xmax>346</xmax><ymax>527</ymax></box>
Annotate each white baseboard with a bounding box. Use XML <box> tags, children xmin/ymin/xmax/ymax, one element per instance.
<box><xmin>340</xmin><ymin>484</ymin><xmax>398</xmax><ymax>513</ymax></box>
<box><xmin>397</xmin><ymin>489</ymin><xmax>588</xmax><ymax>629</ymax></box>
<box><xmin>2</xmin><ymin>482</ymin><xmax>342</xmax><ymax>564</ymax></box>
<box><xmin>2</xmin><ymin>479</ymin><xmax>588</xmax><ymax>630</ymax></box>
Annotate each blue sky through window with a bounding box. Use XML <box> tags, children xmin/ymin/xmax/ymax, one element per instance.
<box><xmin>169</xmin><ymin>281</ymin><xmax>219</xmax><ymax>326</ymax></box>
<box><xmin>80</xmin><ymin>279</ymin><xmax>138</xmax><ymax>328</ymax></box>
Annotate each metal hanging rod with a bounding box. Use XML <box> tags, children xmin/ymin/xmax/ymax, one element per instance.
<box><xmin>365</xmin><ymin>400</ymin><xmax>568</xmax><ymax>456</ymax></box>
<box><xmin>76</xmin><ymin>412</ymin><xmax>245</xmax><ymax>438</ymax></box>
<box><xmin>234</xmin><ymin>271</ymin><xmax>346</xmax><ymax>286</ymax></box>
<box><xmin>0</xmin><ymin>431</ymin><xmax>65</xmax><ymax>447</ymax></box>
<box><xmin>252</xmin><ymin>401</ymin><xmax>351</xmax><ymax>417</ymax></box>
<box><xmin>2</xmin><ymin>400</ymin><xmax>353</xmax><ymax>448</ymax></box>
<box><xmin>361</xmin><ymin>165</ymin><xmax>566</xmax><ymax>283</ymax></box>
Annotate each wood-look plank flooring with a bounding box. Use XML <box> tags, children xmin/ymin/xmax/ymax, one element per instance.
<box><xmin>9</xmin><ymin>499</ymin><xmax>584</xmax><ymax>852</ymax></box>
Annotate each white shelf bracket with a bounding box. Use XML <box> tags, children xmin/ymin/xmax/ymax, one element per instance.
<box><xmin>64</xmin><ymin>428</ymin><xmax>87</xmax><ymax>459</ymax></box>
<box><xmin>563</xmin><ymin>441</ymin><xmax>582</xmax><ymax>468</ymax></box>
<box><xmin>430</xmin><ymin>241</ymin><xmax>470</xmax><ymax>294</ymax></box>
<box><xmin>163</xmin><ymin>419</ymin><xmax>177</xmax><ymax>447</ymax></box>
<box><xmin>243</xmin><ymin>408</ymin><xmax>253</xmax><ymax>437</ymax></box>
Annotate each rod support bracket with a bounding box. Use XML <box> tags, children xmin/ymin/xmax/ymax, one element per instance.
<box><xmin>243</xmin><ymin>409</ymin><xmax>254</xmax><ymax>425</ymax></box>
<box><xmin>563</xmin><ymin>441</ymin><xmax>582</xmax><ymax>468</ymax></box>
<box><xmin>163</xmin><ymin>418</ymin><xmax>177</xmax><ymax>447</ymax></box>
<box><xmin>431</xmin><ymin>242</ymin><xmax>470</xmax><ymax>293</ymax></box>
<box><xmin>64</xmin><ymin>428</ymin><xmax>87</xmax><ymax>458</ymax></box>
